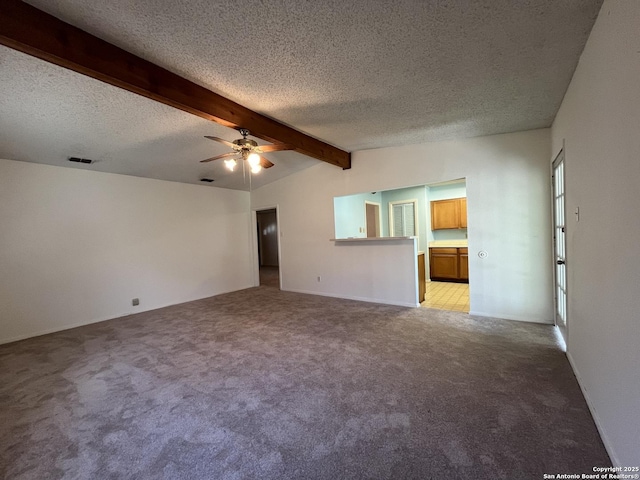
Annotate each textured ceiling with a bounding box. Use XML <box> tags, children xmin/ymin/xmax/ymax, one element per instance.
<box><xmin>1</xmin><ymin>0</ymin><xmax>603</xmax><ymax>189</ymax></box>
<box><xmin>0</xmin><ymin>46</ymin><xmax>318</xmax><ymax>190</ymax></box>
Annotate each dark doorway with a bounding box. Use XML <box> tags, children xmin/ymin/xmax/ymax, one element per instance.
<box><xmin>256</xmin><ymin>208</ymin><xmax>280</xmax><ymax>288</ymax></box>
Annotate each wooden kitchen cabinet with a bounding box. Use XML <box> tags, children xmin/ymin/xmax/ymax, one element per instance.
<box><xmin>431</xmin><ymin>198</ymin><xmax>467</xmax><ymax>230</ymax></box>
<box><xmin>431</xmin><ymin>199</ymin><xmax>459</xmax><ymax>230</ymax></box>
<box><xmin>429</xmin><ymin>248</ymin><xmax>459</xmax><ymax>280</ymax></box>
<box><xmin>459</xmin><ymin>247</ymin><xmax>469</xmax><ymax>280</ymax></box>
<box><xmin>430</xmin><ymin>247</ymin><xmax>468</xmax><ymax>282</ymax></box>
<box><xmin>417</xmin><ymin>252</ymin><xmax>426</xmax><ymax>302</ymax></box>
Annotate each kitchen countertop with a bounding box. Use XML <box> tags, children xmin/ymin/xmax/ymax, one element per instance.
<box><xmin>428</xmin><ymin>240</ymin><xmax>468</xmax><ymax>248</ymax></box>
<box><xmin>331</xmin><ymin>236</ymin><xmax>415</xmax><ymax>242</ymax></box>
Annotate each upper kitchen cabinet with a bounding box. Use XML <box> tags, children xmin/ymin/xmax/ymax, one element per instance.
<box><xmin>459</xmin><ymin>198</ymin><xmax>467</xmax><ymax>228</ymax></box>
<box><xmin>431</xmin><ymin>197</ymin><xmax>467</xmax><ymax>230</ymax></box>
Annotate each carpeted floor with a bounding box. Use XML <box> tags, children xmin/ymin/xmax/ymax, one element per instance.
<box><xmin>259</xmin><ymin>266</ymin><xmax>280</xmax><ymax>288</ymax></box>
<box><xmin>0</xmin><ymin>287</ymin><xmax>609</xmax><ymax>479</ymax></box>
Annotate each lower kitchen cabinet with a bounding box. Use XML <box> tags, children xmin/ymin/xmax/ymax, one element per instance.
<box><xmin>430</xmin><ymin>247</ymin><xmax>468</xmax><ymax>283</ymax></box>
<box><xmin>417</xmin><ymin>252</ymin><xmax>426</xmax><ymax>302</ymax></box>
<box><xmin>429</xmin><ymin>248</ymin><xmax>459</xmax><ymax>280</ymax></box>
<box><xmin>459</xmin><ymin>248</ymin><xmax>468</xmax><ymax>280</ymax></box>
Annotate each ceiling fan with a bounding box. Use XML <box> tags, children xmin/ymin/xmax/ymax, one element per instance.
<box><xmin>200</xmin><ymin>128</ymin><xmax>292</xmax><ymax>173</ymax></box>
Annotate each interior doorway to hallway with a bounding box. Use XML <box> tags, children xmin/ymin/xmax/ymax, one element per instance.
<box><xmin>256</xmin><ymin>208</ymin><xmax>280</xmax><ymax>289</ymax></box>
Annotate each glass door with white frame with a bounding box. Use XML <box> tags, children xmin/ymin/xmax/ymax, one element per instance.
<box><xmin>552</xmin><ymin>150</ymin><xmax>567</xmax><ymax>342</ymax></box>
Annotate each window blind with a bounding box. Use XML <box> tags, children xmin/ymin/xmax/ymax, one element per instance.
<box><xmin>392</xmin><ymin>202</ymin><xmax>416</xmax><ymax>236</ymax></box>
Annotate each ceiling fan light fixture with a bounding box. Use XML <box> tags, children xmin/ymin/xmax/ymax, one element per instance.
<box><xmin>224</xmin><ymin>158</ymin><xmax>237</xmax><ymax>171</ymax></box>
<box><xmin>247</xmin><ymin>152</ymin><xmax>260</xmax><ymax>168</ymax></box>
<box><xmin>201</xmin><ymin>129</ymin><xmax>286</xmax><ymax>173</ymax></box>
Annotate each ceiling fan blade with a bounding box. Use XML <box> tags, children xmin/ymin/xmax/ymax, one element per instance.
<box><xmin>259</xmin><ymin>156</ymin><xmax>275</xmax><ymax>169</ymax></box>
<box><xmin>199</xmin><ymin>152</ymin><xmax>237</xmax><ymax>163</ymax></box>
<box><xmin>257</xmin><ymin>144</ymin><xmax>293</xmax><ymax>153</ymax></box>
<box><xmin>204</xmin><ymin>135</ymin><xmax>236</xmax><ymax>149</ymax></box>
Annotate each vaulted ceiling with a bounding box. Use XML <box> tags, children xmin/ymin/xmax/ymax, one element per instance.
<box><xmin>0</xmin><ymin>0</ymin><xmax>603</xmax><ymax>190</ymax></box>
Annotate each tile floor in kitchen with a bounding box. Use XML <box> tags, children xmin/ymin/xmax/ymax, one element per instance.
<box><xmin>422</xmin><ymin>281</ymin><xmax>469</xmax><ymax>312</ymax></box>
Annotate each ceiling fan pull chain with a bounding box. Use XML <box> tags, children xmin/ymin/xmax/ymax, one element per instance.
<box><xmin>242</xmin><ymin>157</ymin><xmax>247</xmax><ymax>184</ymax></box>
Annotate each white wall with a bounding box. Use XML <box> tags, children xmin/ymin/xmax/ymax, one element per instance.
<box><xmin>551</xmin><ymin>0</ymin><xmax>640</xmax><ymax>466</ymax></box>
<box><xmin>252</xmin><ymin>129</ymin><xmax>553</xmax><ymax>322</ymax></box>
<box><xmin>427</xmin><ymin>183</ymin><xmax>467</xmax><ymax>201</ymax></box>
<box><xmin>0</xmin><ymin>159</ymin><xmax>253</xmax><ymax>344</ymax></box>
<box><xmin>330</xmin><ymin>238</ymin><xmax>419</xmax><ymax>307</ymax></box>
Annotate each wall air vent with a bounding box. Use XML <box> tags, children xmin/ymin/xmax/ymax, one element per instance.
<box><xmin>68</xmin><ymin>157</ymin><xmax>94</xmax><ymax>164</ymax></box>
<box><xmin>200</xmin><ymin>178</ymin><xmax>214</xmax><ymax>183</ymax></box>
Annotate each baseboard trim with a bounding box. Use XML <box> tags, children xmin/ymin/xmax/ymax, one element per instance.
<box><xmin>565</xmin><ymin>351</ymin><xmax>619</xmax><ymax>467</ymax></box>
<box><xmin>0</xmin><ymin>313</ymin><xmax>133</xmax><ymax>345</ymax></box>
<box><xmin>283</xmin><ymin>288</ymin><xmax>419</xmax><ymax>308</ymax></box>
<box><xmin>0</xmin><ymin>284</ymin><xmax>254</xmax><ymax>345</ymax></box>
<box><xmin>469</xmin><ymin>310</ymin><xmax>553</xmax><ymax>324</ymax></box>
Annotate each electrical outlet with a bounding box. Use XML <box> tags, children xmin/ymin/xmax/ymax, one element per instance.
<box><xmin>132</xmin><ymin>298</ymin><xmax>140</xmax><ymax>306</ymax></box>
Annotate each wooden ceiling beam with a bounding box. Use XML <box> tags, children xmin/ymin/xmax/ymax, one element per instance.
<box><xmin>0</xmin><ymin>0</ymin><xmax>351</xmax><ymax>169</ymax></box>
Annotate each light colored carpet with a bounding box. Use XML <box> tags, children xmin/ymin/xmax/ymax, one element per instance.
<box><xmin>0</xmin><ymin>286</ymin><xmax>609</xmax><ymax>479</ymax></box>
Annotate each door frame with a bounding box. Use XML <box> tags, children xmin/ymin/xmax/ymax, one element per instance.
<box><xmin>252</xmin><ymin>205</ymin><xmax>282</xmax><ymax>289</ymax></box>
<box><xmin>364</xmin><ymin>201</ymin><xmax>382</xmax><ymax>238</ymax></box>
<box><xmin>551</xmin><ymin>147</ymin><xmax>568</xmax><ymax>344</ymax></box>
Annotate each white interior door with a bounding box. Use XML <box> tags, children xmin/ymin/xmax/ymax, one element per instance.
<box><xmin>552</xmin><ymin>150</ymin><xmax>567</xmax><ymax>342</ymax></box>
<box><xmin>390</xmin><ymin>201</ymin><xmax>417</xmax><ymax>237</ymax></box>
